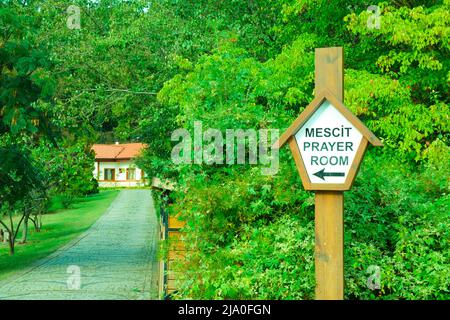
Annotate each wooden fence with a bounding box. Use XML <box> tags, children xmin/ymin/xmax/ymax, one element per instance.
<box><xmin>158</xmin><ymin>205</ymin><xmax>186</xmax><ymax>299</ymax></box>
<box><xmin>152</xmin><ymin>177</ymin><xmax>185</xmax><ymax>299</ymax></box>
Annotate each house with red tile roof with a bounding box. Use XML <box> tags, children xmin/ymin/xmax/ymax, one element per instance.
<box><xmin>91</xmin><ymin>142</ymin><xmax>147</xmax><ymax>187</ymax></box>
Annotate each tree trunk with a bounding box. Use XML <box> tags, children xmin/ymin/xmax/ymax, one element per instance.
<box><xmin>8</xmin><ymin>212</ymin><xmax>15</xmax><ymax>255</ymax></box>
<box><xmin>30</xmin><ymin>215</ymin><xmax>39</xmax><ymax>232</ymax></box>
<box><xmin>21</xmin><ymin>215</ymin><xmax>29</xmax><ymax>243</ymax></box>
<box><xmin>36</xmin><ymin>212</ymin><xmax>42</xmax><ymax>232</ymax></box>
<box><xmin>8</xmin><ymin>236</ymin><xmax>14</xmax><ymax>255</ymax></box>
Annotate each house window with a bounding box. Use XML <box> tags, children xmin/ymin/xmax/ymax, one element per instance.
<box><xmin>104</xmin><ymin>168</ymin><xmax>115</xmax><ymax>181</ymax></box>
<box><xmin>127</xmin><ymin>168</ymin><xmax>136</xmax><ymax>180</ymax></box>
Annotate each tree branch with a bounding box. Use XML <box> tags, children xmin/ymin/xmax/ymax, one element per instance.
<box><xmin>13</xmin><ymin>210</ymin><xmax>26</xmax><ymax>241</ymax></box>
<box><xmin>0</xmin><ymin>219</ymin><xmax>10</xmax><ymax>233</ymax></box>
<box><xmin>82</xmin><ymin>88</ymin><xmax>158</xmax><ymax>95</ymax></box>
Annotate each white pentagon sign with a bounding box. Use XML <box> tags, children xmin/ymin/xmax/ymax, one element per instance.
<box><xmin>275</xmin><ymin>89</ymin><xmax>382</xmax><ymax>191</ymax></box>
<box><xmin>294</xmin><ymin>99</ymin><xmax>362</xmax><ymax>184</ymax></box>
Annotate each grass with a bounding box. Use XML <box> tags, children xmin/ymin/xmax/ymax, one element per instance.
<box><xmin>0</xmin><ymin>190</ymin><xmax>120</xmax><ymax>281</ymax></box>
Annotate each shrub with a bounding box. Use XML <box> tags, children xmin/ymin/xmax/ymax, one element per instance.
<box><xmin>60</xmin><ymin>193</ymin><xmax>76</xmax><ymax>209</ymax></box>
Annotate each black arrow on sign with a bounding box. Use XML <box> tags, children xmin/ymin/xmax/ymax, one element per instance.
<box><xmin>313</xmin><ymin>168</ymin><xmax>345</xmax><ymax>181</ymax></box>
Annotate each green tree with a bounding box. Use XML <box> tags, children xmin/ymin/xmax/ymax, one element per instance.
<box><xmin>155</xmin><ymin>0</ymin><xmax>449</xmax><ymax>299</ymax></box>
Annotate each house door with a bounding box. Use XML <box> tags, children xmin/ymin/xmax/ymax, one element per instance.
<box><xmin>104</xmin><ymin>168</ymin><xmax>115</xmax><ymax>181</ymax></box>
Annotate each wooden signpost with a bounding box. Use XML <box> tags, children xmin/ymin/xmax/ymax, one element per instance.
<box><xmin>275</xmin><ymin>47</ymin><xmax>382</xmax><ymax>300</ymax></box>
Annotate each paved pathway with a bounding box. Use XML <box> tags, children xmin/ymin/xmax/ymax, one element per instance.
<box><xmin>0</xmin><ymin>189</ymin><xmax>159</xmax><ymax>300</ymax></box>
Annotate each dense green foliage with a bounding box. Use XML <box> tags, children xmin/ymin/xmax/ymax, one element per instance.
<box><xmin>0</xmin><ymin>0</ymin><xmax>448</xmax><ymax>299</ymax></box>
<box><xmin>154</xmin><ymin>0</ymin><xmax>449</xmax><ymax>300</ymax></box>
<box><xmin>0</xmin><ymin>1</ymin><xmax>97</xmax><ymax>254</ymax></box>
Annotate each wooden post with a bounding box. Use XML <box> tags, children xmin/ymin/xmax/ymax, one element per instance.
<box><xmin>315</xmin><ymin>191</ymin><xmax>344</xmax><ymax>299</ymax></box>
<box><xmin>276</xmin><ymin>46</ymin><xmax>381</xmax><ymax>299</ymax></box>
<box><xmin>314</xmin><ymin>47</ymin><xmax>344</xmax><ymax>300</ymax></box>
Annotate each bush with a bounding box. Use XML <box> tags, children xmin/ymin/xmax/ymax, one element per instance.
<box><xmin>60</xmin><ymin>193</ymin><xmax>76</xmax><ymax>209</ymax></box>
<box><xmin>167</xmin><ymin>151</ymin><xmax>449</xmax><ymax>300</ymax></box>
<box><xmin>345</xmin><ymin>153</ymin><xmax>449</xmax><ymax>299</ymax></box>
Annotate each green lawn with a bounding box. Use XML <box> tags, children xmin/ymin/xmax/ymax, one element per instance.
<box><xmin>0</xmin><ymin>190</ymin><xmax>119</xmax><ymax>281</ymax></box>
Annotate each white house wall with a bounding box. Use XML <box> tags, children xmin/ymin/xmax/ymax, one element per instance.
<box><xmin>93</xmin><ymin>160</ymin><xmax>147</xmax><ymax>187</ymax></box>
<box><xmin>98</xmin><ymin>180</ymin><xmax>146</xmax><ymax>187</ymax></box>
